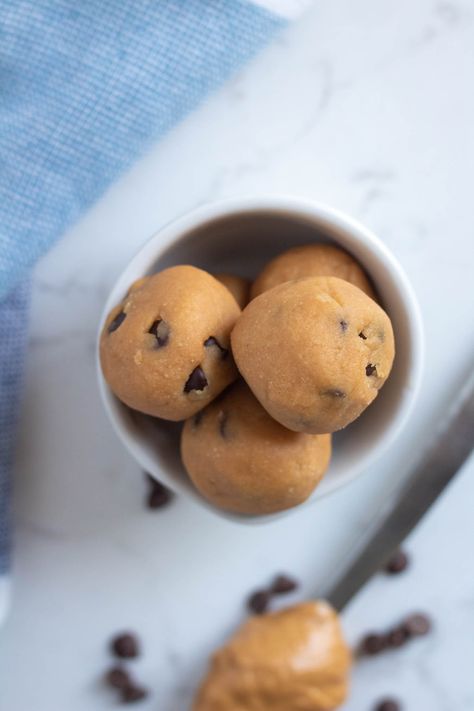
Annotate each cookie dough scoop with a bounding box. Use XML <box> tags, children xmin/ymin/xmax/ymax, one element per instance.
<box><xmin>100</xmin><ymin>265</ymin><xmax>241</xmax><ymax>421</ymax></box>
<box><xmin>181</xmin><ymin>381</ymin><xmax>331</xmax><ymax>515</ymax></box>
<box><xmin>232</xmin><ymin>276</ymin><xmax>395</xmax><ymax>434</ymax></box>
<box><xmin>194</xmin><ymin>601</ymin><xmax>351</xmax><ymax>711</ymax></box>
<box><xmin>251</xmin><ymin>243</ymin><xmax>376</xmax><ymax>300</ymax></box>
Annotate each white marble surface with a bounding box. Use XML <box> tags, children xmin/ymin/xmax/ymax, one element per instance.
<box><xmin>1</xmin><ymin>0</ymin><xmax>474</xmax><ymax>708</ymax></box>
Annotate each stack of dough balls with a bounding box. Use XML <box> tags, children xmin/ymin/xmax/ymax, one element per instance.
<box><xmin>100</xmin><ymin>245</ymin><xmax>395</xmax><ymax>516</ymax></box>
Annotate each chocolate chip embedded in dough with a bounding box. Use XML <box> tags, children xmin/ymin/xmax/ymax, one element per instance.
<box><xmin>148</xmin><ymin>319</ymin><xmax>170</xmax><ymax>347</ymax></box>
<box><xmin>204</xmin><ymin>336</ymin><xmax>228</xmax><ymax>359</ymax></box>
<box><xmin>218</xmin><ymin>410</ymin><xmax>229</xmax><ymax>439</ymax></box>
<box><xmin>366</xmin><ymin>363</ymin><xmax>377</xmax><ymax>377</ymax></box>
<box><xmin>108</xmin><ymin>311</ymin><xmax>126</xmax><ymax>333</ymax></box>
<box><xmin>184</xmin><ymin>366</ymin><xmax>208</xmax><ymax>393</ymax></box>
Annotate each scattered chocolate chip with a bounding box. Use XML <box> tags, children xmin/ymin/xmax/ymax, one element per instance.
<box><xmin>375</xmin><ymin>699</ymin><xmax>400</xmax><ymax>711</ymax></box>
<box><xmin>322</xmin><ymin>388</ymin><xmax>346</xmax><ymax>398</ymax></box>
<box><xmin>387</xmin><ymin>626</ymin><xmax>408</xmax><ymax>648</ymax></box>
<box><xmin>271</xmin><ymin>574</ymin><xmax>299</xmax><ymax>595</ymax></box>
<box><xmin>359</xmin><ymin>331</ymin><xmax>367</xmax><ymax>340</ymax></box>
<box><xmin>110</xmin><ymin>632</ymin><xmax>140</xmax><ymax>659</ymax></box>
<box><xmin>217</xmin><ymin>410</ymin><xmax>228</xmax><ymax>439</ymax></box>
<box><xmin>193</xmin><ymin>410</ymin><xmax>204</xmax><ymax>428</ymax></box>
<box><xmin>403</xmin><ymin>613</ymin><xmax>432</xmax><ymax>637</ymax></box>
<box><xmin>105</xmin><ymin>666</ymin><xmax>131</xmax><ymax>690</ymax></box>
<box><xmin>366</xmin><ymin>363</ymin><xmax>377</xmax><ymax>376</ymax></box>
<box><xmin>121</xmin><ymin>685</ymin><xmax>149</xmax><ymax>703</ymax></box>
<box><xmin>247</xmin><ymin>590</ymin><xmax>271</xmax><ymax>615</ymax></box>
<box><xmin>146</xmin><ymin>474</ymin><xmax>173</xmax><ymax>509</ymax></box>
<box><xmin>108</xmin><ymin>311</ymin><xmax>126</xmax><ymax>333</ymax></box>
<box><xmin>385</xmin><ymin>549</ymin><xmax>409</xmax><ymax>574</ymax></box>
<box><xmin>204</xmin><ymin>336</ymin><xmax>228</xmax><ymax>358</ymax></box>
<box><xmin>184</xmin><ymin>366</ymin><xmax>208</xmax><ymax>393</ymax></box>
<box><xmin>340</xmin><ymin>320</ymin><xmax>348</xmax><ymax>332</ymax></box>
<box><xmin>360</xmin><ymin>633</ymin><xmax>387</xmax><ymax>655</ymax></box>
<box><xmin>148</xmin><ymin>319</ymin><xmax>169</xmax><ymax>347</ymax></box>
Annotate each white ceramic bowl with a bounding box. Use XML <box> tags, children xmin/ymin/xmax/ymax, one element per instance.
<box><xmin>97</xmin><ymin>196</ymin><xmax>424</xmax><ymax>523</ymax></box>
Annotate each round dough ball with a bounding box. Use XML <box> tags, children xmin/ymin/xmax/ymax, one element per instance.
<box><xmin>251</xmin><ymin>243</ymin><xmax>376</xmax><ymax>300</ymax></box>
<box><xmin>231</xmin><ymin>276</ymin><xmax>395</xmax><ymax>434</ymax></box>
<box><xmin>181</xmin><ymin>381</ymin><xmax>331</xmax><ymax>514</ymax></box>
<box><xmin>215</xmin><ymin>273</ymin><xmax>251</xmax><ymax>309</ymax></box>
<box><xmin>100</xmin><ymin>266</ymin><xmax>241</xmax><ymax>421</ymax></box>
<box><xmin>194</xmin><ymin>601</ymin><xmax>351</xmax><ymax>711</ymax></box>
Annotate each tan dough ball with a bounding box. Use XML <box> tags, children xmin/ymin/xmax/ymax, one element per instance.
<box><xmin>231</xmin><ymin>276</ymin><xmax>395</xmax><ymax>434</ymax></box>
<box><xmin>181</xmin><ymin>381</ymin><xmax>331</xmax><ymax>514</ymax></box>
<box><xmin>194</xmin><ymin>601</ymin><xmax>351</xmax><ymax>711</ymax></box>
<box><xmin>215</xmin><ymin>273</ymin><xmax>251</xmax><ymax>309</ymax></box>
<box><xmin>100</xmin><ymin>266</ymin><xmax>241</xmax><ymax>420</ymax></box>
<box><xmin>251</xmin><ymin>243</ymin><xmax>376</xmax><ymax>300</ymax></box>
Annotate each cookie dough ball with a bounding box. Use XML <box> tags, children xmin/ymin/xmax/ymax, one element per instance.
<box><xmin>232</xmin><ymin>276</ymin><xmax>394</xmax><ymax>434</ymax></box>
<box><xmin>100</xmin><ymin>266</ymin><xmax>241</xmax><ymax>420</ymax></box>
<box><xmin>215</xmin><ymin>273</ymin><xmax>251</xmax><ymax>309</ymax></box>
<box><xmin>251</xmin><ymin>243</ymin><xmax>376</xmax><ymax>300</ymax></box>
<box><xmin>194</xmin><ymin>601</ymin><xmax>351</xmax><ymax>711</ymax></box>
<box><xmin>181</xmin><ymin>381</ymin><xmax>331</xmax><ymax>514</ymax></box>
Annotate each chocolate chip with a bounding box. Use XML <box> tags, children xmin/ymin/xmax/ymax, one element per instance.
<box><xmin>271</xmin><ymin>574</ymin><xmax>299</xmax><ymax>594</ymax></box>
<box><xmin>247</xmin><ymin>590</ymin><xmax>271</xmax><ymax>615</ymax></box>
<box><xmin>108</xmin><ymin>311</ymin><xmax>126</xmax><ymax>333</ymax></box>
<box><xmin>217</xmin><ymin>410</ymin><xmax>228</xmax><ymax>438</ymax></box>
<box><xmin>374</xmin><ymin>699</ymin><xmax>400</xmax><ymax>711</ymax></box>
<box><xmin>110</xmin><ymin>632</ymin><xmax>140</xmax><ymax>659</ymax></box>
<box><xmin>387</xmin><ymin>626</ymin><xmax>408</xmax><ymax>648</ymax></box>
<box><xmin>340</xmin><ymin>320</ymin><xmax>348</xmax><ymax>332</ymax></box>
<box><xmin>204</xmin><ymin>336</ymin><xmax>228</xmax><ymax>359</ymax></box>
<box><xmin>359</xmin><ymin>331</ymin><xmax>367</xmax><ymax>340</ymax></box>
<box><xmin>105</xmin><ymin>666</ymin><xmax>131</xmax><ymax>690</ymax></box>
<box><xmin>403</xmin><ymin>613</ymin><xmax>432</xmax><ymax>637</ymax></box>
<box><xmin>148</xmin><ymin>319</ymin><xmax>169</xmax><ymax>347</ymax></box>
<box><xmin>145</xmin><ymin>473</ymin><xmax>173</xmax><ymax>509</ymax></box>
<box><xmin>360</xmin><ymin>633</ymin><xmax>388</xmax><ymax>655</ymax></box>
<box><xmin>385</xmin><ymin>549</ymin><xmax>409</xmax><ymax>574</ymax></box>
<box><xmin>366</xmin><ymin>363</ymin><xmax>377</xmax><ymax>376</ymax></box>
<box><xmin>184</xmin><ymin>366</ymin><xmax>208</xmax><ymax>393</ymax></box>
<box><xmin>322</xmin><ymin>388</ymin><xmax>346</xmax><ymax>398</ymax></box>
<box><xmin>121</xmin><ymin>685</ymin><xmax>149</xmax><ymax>703</ymax></box>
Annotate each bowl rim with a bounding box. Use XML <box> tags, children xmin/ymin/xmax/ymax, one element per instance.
<box><xmin>97</xmin><ymin>195</ymin><xmax>425</xmax><ymax>524</ymax></box>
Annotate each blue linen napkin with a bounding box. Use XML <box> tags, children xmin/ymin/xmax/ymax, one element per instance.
<box><xmin>0</xmin><ymin>0</ymin><xmax>286</xmax><ymax>617</ymax></box>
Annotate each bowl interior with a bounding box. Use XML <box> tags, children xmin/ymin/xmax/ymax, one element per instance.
<box><xmin>99</xmin><ymin>203</ymin><xmax>422</xmax><ymax>522</ymax></box>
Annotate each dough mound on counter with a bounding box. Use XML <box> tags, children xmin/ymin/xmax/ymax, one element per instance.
<box><xmin>181</xmin><ymin>381</ymin><xmax>331</xmax><ymax>515</ymax></box>
<box><xmin>194</xmin><ymin>600</ymin><xmax>351</xmax><ymax>711</ymax></box>
<box><xmin>100</xmin><ymin>266</ymin><xmax>240</xmax><ymax>421</ymax></box>
<box><xmin>231</xmin><ymin>276</ymin><xmax>394</xmax><ymax>434</ymax></box>
<box><xmin>251</xmin><ymin>243</ymin><xmax>376</xmax><ymax>300</ymax></box>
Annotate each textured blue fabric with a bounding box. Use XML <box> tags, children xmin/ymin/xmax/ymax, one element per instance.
<box><xmin>0</xmin><ymin>284</ymin><xmax>30</xmax><ymax>573</ymax></box>
<box><xmin>0</xmin><ymin>0</ymin><xmax>285</xmax><ymax>574</ymax></box>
